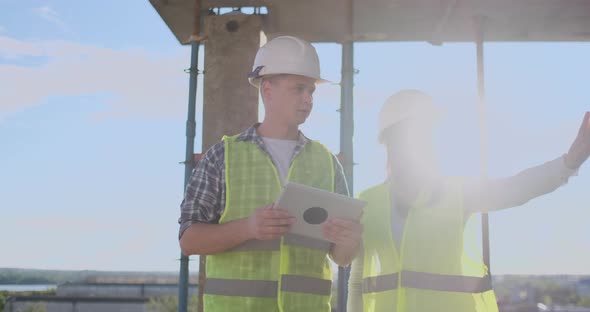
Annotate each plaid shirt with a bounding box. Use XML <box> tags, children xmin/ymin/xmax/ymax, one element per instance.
<box><xmin>179</xmin><ymin>124</ymin><xmax>350</xmax><ymax>238</ymax></box>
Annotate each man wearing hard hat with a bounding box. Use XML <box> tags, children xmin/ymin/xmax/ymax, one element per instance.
<box><xmin>178</xmin><ymin>36</ymin><xmax>362</xmax><ymax>312</ymax></box>
<box><xmin>348</xmin><ymin>89</ymin><xmax>590</xmax><ymax>312</ymax></box>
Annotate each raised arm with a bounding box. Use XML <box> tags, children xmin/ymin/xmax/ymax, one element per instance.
<box><xmin>464</xmin><ymin>112</ymin><xmax>589</xmax><ymax>213</ymax></box>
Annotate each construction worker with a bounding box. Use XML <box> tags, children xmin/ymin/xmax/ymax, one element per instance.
<box><xmin>179</xmin><ymin>35</ymin><xmax>362</xmax><ymax>312</ymax></box>
<box><xmin>347</xmin><ymin>89</ymin><xmax>590</xmax><ymax>312</ymax></box>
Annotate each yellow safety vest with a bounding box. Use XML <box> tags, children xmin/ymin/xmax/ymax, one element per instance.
<box><xmin>359</xmin><ymin>180</ymin><xmax>498</xmax><ymax>312</ymax></box>
<box><xmin>204</xmin><ymin>134</ymin><xmax>335</xmax><ymax>312</ymax></box>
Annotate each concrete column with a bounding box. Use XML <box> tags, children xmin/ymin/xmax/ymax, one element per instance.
<box><xmin>202</xmin><ymin>14</ymin><xmax>262</xmax><ymax>150</ymax></box>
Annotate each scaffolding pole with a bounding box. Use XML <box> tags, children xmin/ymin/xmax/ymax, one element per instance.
<box><xmin>338</xmin><ymin>0</ymin><xmax>355</xmax><ymax>308</ymax></box>
<box><xmin>475</xmin><ymin>17</ymin><xmax>491</xmax><ymax>274</ymax></box>
<box><xmin>338</xmin><ymin>40</ymin><xmax>355</xmax><ymax>312</ymax></box>
<box><xmin>178</xmin><ymin>40</ymin><xmax>200</xmax><ymax>312</ymax></box>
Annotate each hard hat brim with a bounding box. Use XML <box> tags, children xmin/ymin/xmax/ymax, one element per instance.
<box><xmin>249</xmin><ymin>75</ymin><xmax>332</xmax><ymax>88</ymax></box>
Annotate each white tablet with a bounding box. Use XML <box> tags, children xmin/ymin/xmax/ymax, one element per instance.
<box><xmin>274</xmin><ymin>182</ymin><xmax>366</xmax><ymax>241</ymax></box>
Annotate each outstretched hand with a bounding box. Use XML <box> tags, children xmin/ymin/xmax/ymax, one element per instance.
<box><xmin>565</xmin><ymin>112</ymin><xmax>590</xmax><ymax>170</ymax></box>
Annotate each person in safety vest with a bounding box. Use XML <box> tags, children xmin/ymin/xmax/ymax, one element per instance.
<box><xmin>347</xmin><ymin>89</ymin><xmax>590</xmax><ymax>312</ymax></box>
<box><xmin>178</xmin><ymin>35</ymin><xmax>363</xmax><ymax>312</ymax></box>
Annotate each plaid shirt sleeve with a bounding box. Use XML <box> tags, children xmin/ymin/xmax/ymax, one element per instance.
<box><xmin>178</xmin><ymin>141</ymin><xmax>226</xmax><ymax>238</ymax></box>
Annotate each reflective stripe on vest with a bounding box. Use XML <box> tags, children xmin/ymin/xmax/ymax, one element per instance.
<box><xmin>362</xmin><ymin>273</ymin><xmax>399</xmax><ymax>293</ymax></box>
<box><xmin>401</xmin><ymin>271</ymin><xmax>492</xmax><ymax>293</ymax></box>
<box><xmin>228</xmin><ymin>234</ymin><xmax>331</xmax><ymax>252</ymax></box>
<box><xmin>362</xmin><ymin>271</ymin><xmax>492</xmax><ymax>294</ymax></box>
<box><xmin>205</xmin><ymin>279</ymin><xmax>278</xmax><ymax>297</ymax></box>
<box><xmin>204</xmin><ymin>275</ymin><xmax>331</xmax><ymax>297</ymax></box>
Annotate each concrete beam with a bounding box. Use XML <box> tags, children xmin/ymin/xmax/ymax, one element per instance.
<box><xmin>201</xmin><ymin>0</ymin><xmax>269</xmax><ymax>8</ymax></box>
<box><xmin>202</xmin><ymin>14</ymin><xmax>261</xmax><ymax>150</ymax></box>
<box><xmin>151</xmin><ymin>0</ymin><xmax>590</xmax><ymax>44</ymax></box>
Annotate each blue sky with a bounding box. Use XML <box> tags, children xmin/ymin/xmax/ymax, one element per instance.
<box><xmin>0</xmin><ymin>1</ymin><xmax>588</xmax><ymax>274</ymax></box>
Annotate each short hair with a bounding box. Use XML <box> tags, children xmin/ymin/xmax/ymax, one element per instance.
<box><xmin>259</xmin><ymin>75</ymin><xmax>288</xmax><ymax>102</ymax></box>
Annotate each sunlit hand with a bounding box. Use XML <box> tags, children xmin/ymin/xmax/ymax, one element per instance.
<box><xmin>247</xmin><ymin>204</ymin><xmax>295</xmax><ymax>241</ymax></box>
<box><xmin>322</xmin><ymin>218</ymin><xmax>363</xmax><ymax>266</ymax></box>
<box><xmin>565</xmin><ymin>112</ymin><xmax>590</xmax><ymax>170</ymax></box>
<box><xmin>322</xmin><ymin>218</ymin><xmax>363</xmax><ymax>247</ymax></box>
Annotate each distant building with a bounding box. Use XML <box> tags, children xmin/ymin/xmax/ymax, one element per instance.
<box><xmin>498</xmin><ymin>303</ymin><xmax>590</xmax><ymax>312</ymax></box>
<box><xmin>56</xmin><ymin>282</ymin><xmax>197</xmax><ymax>298</ymax></box>
<box><xmin>5</xmin><ymin>296</ymin><xmax>149</xmax><ymax>312</ymax></box>
<box><xmin>577</xmin><ymin>278</ymin><xmax>590</xmax><ymax>297</ymax></box>
<box><xmin>4</xmin><ymin>274</ymin><xmax>198</xmax><ymax>312</ymax></box>
<box><xmin>538</xmin><ymin>304</ymin><xmax>590</xmax><ymax>312</ymax></box>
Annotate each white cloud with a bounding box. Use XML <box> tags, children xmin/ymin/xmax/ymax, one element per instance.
<box><xmin>0</xmin><ymin>36</ymin><xmax>43</xmax><ymax>58</ymax></box>
<box><xmin>33</xmin><ymin>5</ymin><xmax>68</xmax><ymax>32</ymax></box>
<box><xmin>0</xmin><ymin>35</ymin><xmax>192</xmax><ymax>121</ymax></box>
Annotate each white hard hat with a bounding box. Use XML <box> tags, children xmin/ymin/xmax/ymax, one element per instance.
<box><xmin>248</xmin><ymin>36</ymin><xmax>329</xmax><ymax>87</ymax></box>
<box><xmin>378</xmin><ymin>90</ymin><xmax>442</xmax><ymax>143</ymax></box>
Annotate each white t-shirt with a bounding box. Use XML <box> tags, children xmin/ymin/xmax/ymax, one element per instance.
<box><xmin>262</xmin><ymin>137</ymin><xmax>298</xmax><ymax>185</ymax></box>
